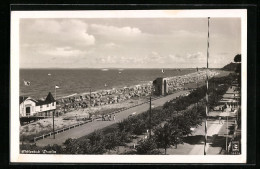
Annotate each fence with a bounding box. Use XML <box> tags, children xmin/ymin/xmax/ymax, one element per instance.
<box><xmin>33</xmin><ymin>94</ymin><xmax>168</xmax><ymax>142</ymax></box>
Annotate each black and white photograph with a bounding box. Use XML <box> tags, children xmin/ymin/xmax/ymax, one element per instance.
<box><xmin>10</xmin><ymin>9</ymin><xmax>247</xmax><ymax>163</ymax></box>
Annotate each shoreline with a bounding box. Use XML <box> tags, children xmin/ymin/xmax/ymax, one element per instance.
<box><xmin>19</xmin><ymin>70</ymin><xmax>228</xmax><ymax>142</ymax></box>
<box><xmin>57</xmin><ymin>69</ymin><xmax>220</xmax><ymax>100</ymax></box>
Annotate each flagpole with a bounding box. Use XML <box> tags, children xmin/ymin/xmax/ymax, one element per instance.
<box><xmin>23</xmin><ymin>95</ymin><xmax>25</xmax><ymax>117</ymax></box>
<box><xmin>204</xmin><ymin>17</ymin><xmax>210</xmax><ymax>155</ymax></box>
<box><xmin>22</xmin><ymin>79</ymin><xmax>25</xmax><ymax>117</ymax></box>
<box><xmin>196</xmin><ymin>67</ymin><xmax>198</xmax><ymax>113</ymax></box>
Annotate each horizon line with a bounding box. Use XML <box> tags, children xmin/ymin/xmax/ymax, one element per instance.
<box><xmin>19</xmin><ymin>67</ymin><xmax>222</xmax><ymax>69</ymax></box>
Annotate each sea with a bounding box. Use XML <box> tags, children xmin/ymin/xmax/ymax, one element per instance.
<box><xmin>20</xmin><ymin>68</ymin><xmax>197</xmax><ymax>99</ymax></box>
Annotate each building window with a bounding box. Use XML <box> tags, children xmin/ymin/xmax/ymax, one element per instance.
<box><xmin>52</xmin><ymin>102</ymin><xmax>54</xmax><ymax>106</ymax></box>
<box><xmin>47</xmin><ymin>104</ymin><xmax>49</xmax><ymax>107</ymax></box>
<box><xmin>26</xmin><ymin>107</ymin><xmax>30</xmax><ymax>116</ymax></box>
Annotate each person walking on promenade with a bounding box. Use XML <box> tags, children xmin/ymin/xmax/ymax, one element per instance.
<box><xmin>113</xmin><ymin>115</ymin><xmax>116</xmax><ymax>121</ymax></box>
<box><xmin>219</xmin><ymin>116</ymin><xmax>223</xmax><ymax>124</ymax></box>
<box><xmin>90</xmin><ymin>114</ymin><xmax>94</xmax><ymax>122</ymax></box>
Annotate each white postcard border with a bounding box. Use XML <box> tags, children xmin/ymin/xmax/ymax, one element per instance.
<box><xmin>10</xmin><ymin>9</ymin><xmax>247</xmax><ymax>163</ymax></box>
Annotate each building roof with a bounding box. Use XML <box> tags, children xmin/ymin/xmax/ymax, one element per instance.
<box><xmin>20</xmin><ymin>92</ymin><xmax>55</xmax><ymax>106</ymax></box>
<box><xmin>45</xmin><ymin>92</ymin><xmax>55</xmax><ymax>103</ymax></box>
<box><xmin>19</xmin><ymin>96</ymin><xmax>28</xmax><ymax>104</ymax></box>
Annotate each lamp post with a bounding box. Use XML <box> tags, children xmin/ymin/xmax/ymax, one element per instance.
<box><xmin>226</xmin><ymin>113</ymin><xmax>229</xmax><ymax>152</ymax></box>
<box><xmin>148</xmin><ymin>85</ymin><xmax>155</xmax><ymax>139</ymax></box>
<box><xmin>149</xmin><ymin>96</ymin><xmax>152</xmax><ymax>138</ymax></box>
<box><xmin>53</xmin><ymin>86</ymin><xmax>56</xmax><ymax>139</ymax></box>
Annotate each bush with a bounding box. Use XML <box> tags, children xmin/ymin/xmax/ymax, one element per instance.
<box><xmin>136</xmin><ymin>138</ymin><xmax>160</xmax><ymax>154</ymax></box>
<box><xmin>102</xmin><ymin>132</ymin><xmax>120</xmax><ymax>152</ymax></box>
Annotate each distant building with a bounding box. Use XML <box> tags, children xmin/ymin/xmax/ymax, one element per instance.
<box><xmin>153</xmin><ymin>77</ymin><xmax>168</xmax><ymax>96</ymax></box>
<box><xmin>19</xmin><ymin>92</ymin><xmax>56</xmax><ymax>117</ymax></box>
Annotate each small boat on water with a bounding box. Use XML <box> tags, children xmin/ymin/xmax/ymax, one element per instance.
<box><xmin>119</xmin><ymin>72</ymin><xmax>122</xmax><ymax>74</ymax></box>
<box><xmin>101</xmin><ymin>69</ymin><xmax>109</xmax><ymax>71</ymax></box>
<box><xmin>162</xmin><ymin>69</ymin><xmax>165</xmax><ymax>73</ymax></box>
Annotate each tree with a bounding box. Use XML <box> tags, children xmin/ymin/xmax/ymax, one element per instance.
<box><xmin>116</xmin><ymin>130</ymin><xmax>131</xmax><ymax>145</ymax></box>
<box><xmin>63</xmin><ymin>138</ymin><xmax>79</xmax><ymax>154</ymax></box>
<box><xmin>136</xmin><ymin>138</ymin><xmax>160</xmax><ymax>154</ymax></box>
<box><xmin>88</xmin><ymin>130</ymin><xmax>103</xmax><ymax>146</ymax></box>
<box><xmin>132</xmin><ymin>118</ymin><xmax>146</xmax><ymax>135</ymax></box>
<box><xmin>117</xmin><ymin>118</ymin><xmax>135</xmax><ymax>133</ymax></box>
<box><xmin>84</xmin><ymin>130</ymin><xmax>106</xmax><ymax>154</ymax></box>
<box><xmin>234</xmin><ymin>54</ymin><xmax>241</xmax><ymax>63</ymax></box>
<box><xmin>235</xmin><ymin>64</ymin><xmax>241</xmax><ymax>74</ymax></box>
<box><xmin>102</xmin><ymin>132</ymin><xmax>120</xmax><ymax>152</ymax></box>
<box><xmin>169</xmin><ymin>115</ymin><xmax>192</xmax><ymax>148</ymax></box>
<box><xmin>233</xmin><ymin>54</ymin><xmax>241</xmax><ymax>85</ymax></box>
<box><xmin>154</xmin><ymin>123</ymin><xmax>176</xmax><ymax>154</ymax></box>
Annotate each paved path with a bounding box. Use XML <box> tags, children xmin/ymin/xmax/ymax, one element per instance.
<box><xmin>36</xmin><ymin>90</ymin><xmax>187</xmax><ymax>147</ymax></box>
<box><xmin>188</xmin><ymin>118</ymin><xmax>229</xmax><ymax>155</ymax></box>
<box><xmin>188</xmin><ymin>85</ymin><xmax>238</xmax><ymax>155</ymax></box>
<box><xmin>165</xmin><ymin>109</ymin><xmax>237</xmax><ymax>155</ymax></box>
<box><xmin>187</xmin><ymin>110</ymin><xmax>237</xmax><ymax>155</ymax></box>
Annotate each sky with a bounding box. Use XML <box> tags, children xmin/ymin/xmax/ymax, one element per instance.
<box><xmin>19</xmin><ymin>17</ymin><xmax>241</xmax><ymax>68</ymax></box>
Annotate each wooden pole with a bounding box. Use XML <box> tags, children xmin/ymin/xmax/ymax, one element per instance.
<box><xmin>196</xmin><ymin>67</ymin><xmax>198</xmax><ymax>112</ymax></box>
<box><xmin>149</xmin><ymin>96</ymin><xmax>152</xmax><ymax>138</ymax></box>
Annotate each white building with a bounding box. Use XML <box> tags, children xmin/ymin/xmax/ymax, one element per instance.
<box><xmin>20</xmin><ymin>92</ymin><xmax>56</xmax><ymax>117</ymax></box>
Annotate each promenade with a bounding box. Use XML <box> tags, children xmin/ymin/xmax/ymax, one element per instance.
<box><xmin>36</xmin><ymin>90</ymin><xmax>187</xmax><ymax>147</ymax></box>
<box><xmin>164</xmin><ymin>109</ymin><xmax>238</xmax><ymax>155</ymax></box>
<box><xmin>165</xmin><ymin>86</ymin><xmax>239</xmax><ymax>155</ymax></box>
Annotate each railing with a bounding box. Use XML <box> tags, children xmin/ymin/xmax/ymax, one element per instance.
<box><xmin>33</xmin><ymin>93</ymin><xmax>171</xmax><ymax>142</ymax></box>
<box><xmin>33</xmin><ymin>119</ymin><xmax>92</xmax><ymax>142</ymax></box>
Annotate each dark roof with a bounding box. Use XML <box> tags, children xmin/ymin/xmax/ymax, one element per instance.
<box><xmin>20</xmin><ymin>92</ymin><xmax>55</xmax><ymax>106</ymax></box>
<box><xmin>19</xmin><ymin>96</ymin><xmax>28</xmax><ymax>104</ymax></box>
<box><xmin>45</xmin><ymin>92</ymin><xmax>55</xmax><ymax>103</ymax></box>
<box><xmin>36</xmin><ymin>100</ymin><xmax>46</xmax><ymax>106</ymax></box>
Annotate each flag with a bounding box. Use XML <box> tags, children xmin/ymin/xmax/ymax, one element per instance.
<box><xmin>55</xmin><ymin>85</ymin><xmax>60</xmax><ymax>89</ymax></box>
<box><xmin>162</xmin><ymin>69</ymin><xmax>165</xmax><ymax>73</ymax></box>
<box><xmin>48</xmin><ymin>73</ymin><xmax>51</xmax><ymax>76</ymax></box>
<box><xmin>24</xmin><ymin>80</ymin><xmax>30</xmax><ymax>86</ymax></box>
